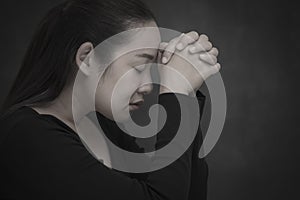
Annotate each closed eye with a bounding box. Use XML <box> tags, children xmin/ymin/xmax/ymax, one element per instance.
<box><xmin>135</xmin><ymin>53</ymin><xmax>157</xmax><ymax>61</ymax></box>
<box><xmin>135</xmin><ymin>64</ymin><xmax>146</xmax><ymax>72</ymax></box>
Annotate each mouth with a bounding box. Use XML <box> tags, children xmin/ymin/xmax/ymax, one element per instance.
<box><xmin>129</xmin><ymin>99</ymin><xmax>144</xmax><ymax>110</ymax></box>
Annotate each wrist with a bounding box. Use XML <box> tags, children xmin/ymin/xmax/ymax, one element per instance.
<box><xmin>159</xmin><ymin>86</ymin><xmax>190</xmax><ymax>96</ymax></box>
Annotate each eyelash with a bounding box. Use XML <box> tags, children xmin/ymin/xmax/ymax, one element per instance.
<box><xmin>135</xmin><ymin>65</ymin><xmax>146</xmax><ymax>73</ymax></box>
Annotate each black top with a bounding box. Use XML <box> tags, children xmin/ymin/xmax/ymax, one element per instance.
<box><xmin>0</xmin><ymin>92</ymin><xmax>208</xmax><ymax>200</ymax></box>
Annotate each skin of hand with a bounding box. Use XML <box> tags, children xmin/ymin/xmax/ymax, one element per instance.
<box><xmin>157</xmin><ymin>31</ymin><xmax>221</xmax><ymax>96</ymax></box>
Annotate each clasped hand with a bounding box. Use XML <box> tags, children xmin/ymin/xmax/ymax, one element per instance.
<box><xmin>158</xmin><ymin>31</ymin><xmax>221</xmax><ymax>96</ymax></box>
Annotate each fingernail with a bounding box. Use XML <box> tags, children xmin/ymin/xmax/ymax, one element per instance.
<box><xmin>176</xmin><ymin>43</ymin><xmax>183</xmax><ymax>50</ymax></box>
<box><xmin>189</xmin><ymin>46</ymin><xmax>196</xmax><ymax>53</ymax></box>
<box><xmin>162</xmin><ymin>57</ymin><xmax>168</xmax><ymax>64</ymax></box>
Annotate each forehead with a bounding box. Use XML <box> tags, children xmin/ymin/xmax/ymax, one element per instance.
<box><xmin>120</xmin><ymin>48</ymin><xmax>158</xmax><ymax>59</ymax></box>
<box><xmin>114</xmin><ymin>26</ymin><xmax>161</xmax><ymax>57</ymax></box>
<box><xmin>93</xmin><ymin>25</ymin><xmax>160</xmax><ymax>73</ymax></box>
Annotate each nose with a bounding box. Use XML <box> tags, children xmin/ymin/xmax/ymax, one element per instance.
<box><xmin>137</xmin><ymin>72</ymin><xmax>153</xmax><ymax>95</ymax></box>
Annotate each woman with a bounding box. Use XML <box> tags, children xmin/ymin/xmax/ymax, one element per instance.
<box><xmin>0</xmin><ymin>0</ymin><xmax>220</xmax><ymax>199</ymax></box>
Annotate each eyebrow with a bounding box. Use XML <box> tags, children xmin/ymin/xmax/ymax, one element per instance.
<box><xmin>135</xmin><ymin>53</ymin><xmax>157</xmax><ymax>61</ymax></box>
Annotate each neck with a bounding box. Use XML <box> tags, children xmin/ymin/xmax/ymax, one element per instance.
<box><xmin>31</xmin><ymin>86</ymin><xmax>77</xmax><ymax>132</ymax></box>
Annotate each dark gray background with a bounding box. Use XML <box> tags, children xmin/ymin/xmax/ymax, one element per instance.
<box><xmin>1</xmin><ymin>0</ymin><xmax>299</xmax><ymax>199</ymax></box>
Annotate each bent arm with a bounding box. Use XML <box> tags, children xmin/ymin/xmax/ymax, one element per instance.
<box><xmin>1</xmin><ymin>91</ymin><xmax>206</xmax><ymax>200</ymax></box>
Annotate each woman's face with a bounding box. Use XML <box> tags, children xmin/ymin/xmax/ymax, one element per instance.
<box><xmin>95</xmin><ymin>21</ymin><xmax>161</xmax><ymax>122</ymax></box>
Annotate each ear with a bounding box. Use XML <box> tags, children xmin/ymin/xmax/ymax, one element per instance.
<box><xmin>76</xmin><ymin>42</ymin><xmax>94</xmax><ymax>76</ymax></box>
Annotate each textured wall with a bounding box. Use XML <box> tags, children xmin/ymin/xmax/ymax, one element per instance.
<box><xmin>1</xmin><ymin>0</ymin><xmax>299</xmax><ymax>199</ymax></box>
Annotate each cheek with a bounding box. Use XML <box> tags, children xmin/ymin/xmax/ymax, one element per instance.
<box><xmin>94</xmin><ymin>69</ymin><xmax>139</xmax><ymax>121</ymax></box>
<box><xmin>94</xmin><ymin>82</ymin><xmax>111</xmax><ymax>114</ymax></box>
<box><xmin>95</xmin><ymin>85</ymin><xmax>132</xmax><ymax>122</ymax></box>
<box><xmin>111</xmin><ymin>69</ymin><xmax>141</xmax><ymax>95</ymax></box>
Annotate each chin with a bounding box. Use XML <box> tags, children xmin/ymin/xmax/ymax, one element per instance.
<box><xmin>111</xmin><ymin>113</ymin><xmax>131</xmax><ymax>123</ymax></box>
<box><xmin>96</xmin><ymin>103</ymin><xmax>132</xmax><ymax>123</ymax></box>
<box><xmin>108</xmin><ymin>107</ymin><xmax>131</xmax><ymax>123</ymax></box>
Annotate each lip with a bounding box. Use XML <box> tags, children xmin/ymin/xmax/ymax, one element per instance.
<box><xmin>129</xmin><ymin>104</ymin><xmax>140</xmax><ymax>111</ymax></box>
<box><xmin>129</xmin><ymin>99</ymin><xmax>144</xmax><ymax>110</ymax></box>
<box><xmin>130</xmin><ymin>99</ymin><xmax>144</xmax><ymax>105</ymax></box>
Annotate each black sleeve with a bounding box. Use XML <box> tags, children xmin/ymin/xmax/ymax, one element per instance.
<box><xmin>144</xmin><ymin>91</ymin><xmax>207</xmax><ymax>200</ymax></box>
<box><xmin>1</xmin><ymin>91</ymin><xmax>206</xmax><ymax>200</ymax></box>
<box><xmin>153</xmin><ymin>91</ymin><xmax>208</xmax><ymax>200</ymax></box>
<box><xmin>99</xmin><ymin>90</ymin><xmax>209</xmax><ymax>200</ymax></box>
<box><xmin>188</xmin><ymin>90</ymin><xmax>209</xmax><ymax>200</ymax></box>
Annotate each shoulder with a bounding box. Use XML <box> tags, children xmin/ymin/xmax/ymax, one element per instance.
<box><xmin>0</xmin><ymin>106</ymin><xmax>80</xmax><ymax>146</ymax></box>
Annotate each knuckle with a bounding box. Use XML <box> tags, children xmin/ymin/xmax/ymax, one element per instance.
<box><xmin>190</xmin><ymin>31</ymin><xmax>199</xmax><ymax>38</ymax></box>
<box><xmin>160</xmin><ymin>42</ymin><xmax>168</xmax><ymax>46</ymax></box>
<box><xmin>200</xmin><ymin>34</ymin><xmax>209</xmax><ymax>41</ymax></box>
<box><xmin>195</xmin><ymin>40</ymin><xmax>208</xmax><ymax>51</ymax></box>
<box><xmin>213</xmin><ymin>47</ymin><xmax>219</xmax><ymax>55</ymax></box>
<box><xmin>159</xmin><ymin>42</ymin><xmax>168</xmax><ymax>50</ymax></box>
<box><xmin>200</xmin><ymin>53</ymin><xmax>217</xmax><ymax>65</ymax></box>
<box><xmin>215</xmin><ymin>63</ymin><xmax>221</xmax><ymax>71</ymax></box>
<box><xmin>165</xmin><ymin>44</ymin><xmax>176</xmax><ymax>53</ymax></box>
<box><xmin>180</xmin><ymin>34</ymin><xmax>189</xmax><ymax>42</ymax></box>
<box><xmin>206</xmin><ymin>41</ymin><xmax>213</xmax><ymax>50</ymax></box>
<box><xmin>170</xmin><ymin>37</ymin><xmax>179</xmax><ymax>45</ymax></box>
<box><xmin>212</xmin><ymin>56</ymin><xmax>217</xmax><ymax>64</ymax></box>
<box><xmin>189</xmin><ymin>45</ymin><xmax>197</xmax><ymax>53</ymax></box>
<box><xmin>179</xmin><ymin>37</ymin><xmax>188</xmax><ymax>45</ymax></box>
<box><xmin>195</xmin><ymin>42</ymin><xmax>205</xmax><ymax>51</ymax></box>
<box><xmin>164</xmin><ymin>51</ymin><xmax>171</xmax><ymax>56</ymax></box>
<box><xmin>207</xmin><ymin>55</ymin><xmax>215</xmax><ymax>62</ymax></box>
<box><xmin>182</xmin><ymin>31</ymin><xmax>198</xmax><ymax>43</ymax></box>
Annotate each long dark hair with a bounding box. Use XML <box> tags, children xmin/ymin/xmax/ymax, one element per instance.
<box><xmin>1</xmin><ymin>0</ymin><xmax>156</xmax><ymax>114</ymax></box>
